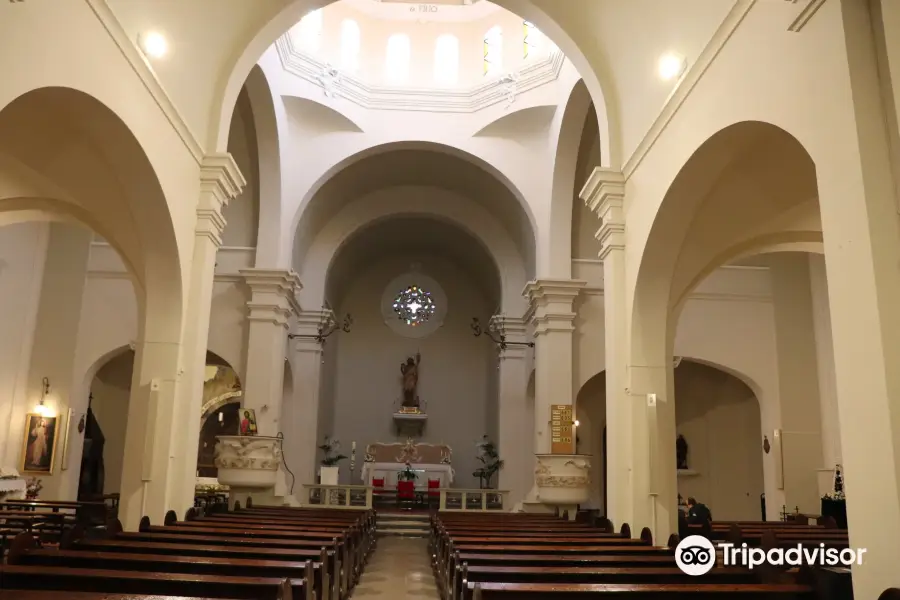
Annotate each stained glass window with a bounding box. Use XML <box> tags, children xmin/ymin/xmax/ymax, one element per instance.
<box><xmin>523</xmin><ymin>20</ymin><xmax>542</xmax><ymax>59</ymax></box>
<box><xmin>393</xmin><ymin>285</ymin><xmax>436</xmax><ymax>326</ymax></box>
<box><xmin>483</xmin><ymin>26</ymin><xmax>502</xmax><ymax>77</ymax></box>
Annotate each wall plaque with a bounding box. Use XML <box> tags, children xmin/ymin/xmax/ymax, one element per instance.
<box><xmin>550</xmin><ymin>404</ymin><xmax>575</xmax><ymax>454</ymax></box>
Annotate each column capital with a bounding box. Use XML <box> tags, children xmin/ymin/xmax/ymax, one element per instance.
<box><xmin>240</xmin><ymin>269</ymin><xmax>302</xmax><ymax>328</ymax></box>
<box><xmin>197</xmin><ymin>153</ymin><xmax>246</xmax><ymax>245</ymax></box>
<box><xmin>580</xmin><ymin>168</ymin><xmax>626</xmax><ymax>260</ymax></box>
<box><xmin>523</xmin><ymin>279</ymin><xmax>586</xmax><ymax>335</ymax></box>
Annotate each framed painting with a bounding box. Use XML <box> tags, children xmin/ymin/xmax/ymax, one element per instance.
<box><xmin>239</xmin><ymin>408</ymin><xmax>258</xmax><ymax>436</ymax></box>
<box><xmin>20</xmin><ymin>413</ymin><xmax>59</xmax><ymax>474</ymax></box>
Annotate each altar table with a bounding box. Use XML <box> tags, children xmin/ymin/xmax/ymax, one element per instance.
<box><xmin>361</xmin><ymin>462</ymin><xmax>454</xmax><ymax>487</ymax></box>
<box><xmin>361</xmin><ymin>440</ymin><xmax>454</xmax><ymax>487</ymax></box>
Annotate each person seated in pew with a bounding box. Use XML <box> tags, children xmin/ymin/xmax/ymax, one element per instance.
<box><xmin>686</xmin><ymin>497</ymin><xmax>712</xmax><ymax>525</ymax></box>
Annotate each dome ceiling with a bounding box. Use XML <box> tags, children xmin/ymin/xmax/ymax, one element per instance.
<box><xmin>344</xmin><ymin>0</ymin><xmax>499</xmax><ymax>23</ymax></box>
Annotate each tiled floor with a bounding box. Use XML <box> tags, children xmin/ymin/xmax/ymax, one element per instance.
<box><xmin>353</xmin><ymin>536</ymin><xmax>440</xmax><ymax>598</ymax></box>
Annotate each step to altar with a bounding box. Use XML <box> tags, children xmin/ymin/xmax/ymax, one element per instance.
<box><xmin>376</xmin><ymin>511</ymin><xmax>430</xmax><ymax>538</ymax></box>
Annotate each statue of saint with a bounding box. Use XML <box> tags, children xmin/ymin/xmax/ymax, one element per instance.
<box><xmin>676</xmin><ymin>434</ymin><xmax>688</xmax><ymax>469</ymax></box>
<box><xmin>400</xmin><ymin>352</ymin><xmax>421</xmax><ymax>408</ymax></box>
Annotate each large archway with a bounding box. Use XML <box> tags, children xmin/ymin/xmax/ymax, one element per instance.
<box><xmin>212</xmin><ymin>1</ymin><xmax>616</xmax><ymax>167</ymax></box>
<box><xmin>626</xmin><ymin>119</ymin><xmax>822</xmax><ymax>543</ymax></box>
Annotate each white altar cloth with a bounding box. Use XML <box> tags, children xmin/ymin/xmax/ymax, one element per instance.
<box><xmin>361</xmin><ymin>462</ymin><xmax>454</xmax><ymax>487</ymax></box>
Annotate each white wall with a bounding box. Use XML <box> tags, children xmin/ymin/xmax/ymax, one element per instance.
<box><xmin>326</xmin><ymin>253</ymin><xmax>497</xmax><ymax>488</ymax></box>
<box><xmin>675</xmin><ymin>360</ymin><xmax>764</xmax><ymax>521</ymax></box>
<box><xmin>0</xmin><ymin>223</ymin><xmax>48</xmax><ymax>470</ymax></box>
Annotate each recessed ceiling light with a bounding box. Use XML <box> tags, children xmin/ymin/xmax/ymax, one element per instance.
<box><xmin>140</xmin><ymin>31</ymin><xmax>168</xmax><ymax>59</ymax></box>
<box><xmin>658</xmin><ymin>52</ymin><xmax>686</xmax><ymax>81</ymax></box>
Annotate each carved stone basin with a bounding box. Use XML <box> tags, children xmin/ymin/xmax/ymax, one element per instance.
<box><xmin>214</xmin><ymin>435</ymin><xmax>282</xmax><ymax>489</ymax></box>
<box><xmin>534</xmin><ymin>453</ymin><xmax>592</xmax><ymax>505</ymax></box>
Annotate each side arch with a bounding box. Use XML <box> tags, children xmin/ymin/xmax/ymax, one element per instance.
<box><xmin>547</xmin><ymin>79</ymin><xmax>594</xmax><ymax>277</ymax></box>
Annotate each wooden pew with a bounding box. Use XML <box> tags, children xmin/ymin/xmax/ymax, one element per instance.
<box><xmin>9</xmin><ymin>532</ymin><xmax>316</xmax><ymax>600</ymax></box>
<box><xmin>0</xmin><ymin>593</ymin><xmax>225</xmax><ymax>600</ymax></box>
<box><xmin>0</xmin><ymin>564</ymin><xmax>300</xmax><ymax>600</ymax></box>
<box><xmin>466</xmin><ymin>582</ymin><xmax>815</xmax><ymax>599</ymax></box>
<box><xmin>433</xmin><ymin>513</ymin><xmax>817</xmax><ymax>600</ymax></box>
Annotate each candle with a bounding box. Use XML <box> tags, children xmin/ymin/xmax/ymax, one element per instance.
<box><xmin>352</xmin><ymin>441</ymin><xmax>356</xmax><ymax>452</ymax></box>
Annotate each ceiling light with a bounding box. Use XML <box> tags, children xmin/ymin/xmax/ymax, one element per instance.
<box><xmin>658</xmin><ymin>52</ymin><xmax>685</xmax><ymax>81</ymax></box>
<box><xmin>140</xmin><ymin>32</ymin><xmax>168</xmax><ymax>59</ymax></box>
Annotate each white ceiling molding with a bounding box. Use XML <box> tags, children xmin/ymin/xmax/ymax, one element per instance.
<box><xmin>785</xmin><ymin>0</ymin><xmax>826</xmax><ymax>32</ymax></box>
<box><xmin>276</xmin><ymin>34</ymin><xmax>565</xmax><ymax>113</ymax></box>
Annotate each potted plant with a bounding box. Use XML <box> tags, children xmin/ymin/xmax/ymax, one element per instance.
<box><xmin>472</xmin><ymin>435</ymin><xmax>503</xmax><ymax>489</ymax></box>
<box><xmin>318</xmin><ymin>437</ymin><xmax>348</xmax><ymax>486</ymax></box>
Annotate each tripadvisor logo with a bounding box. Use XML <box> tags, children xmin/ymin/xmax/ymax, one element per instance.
<box><xmin>675</xmin><ymin>535</ymin><xmax>866</xmax><ymax>575</ymax></box>
<box><xmin>675</xmin><ymin>535</ymin><xmax>716</xmax><ymax>576</ymax></box>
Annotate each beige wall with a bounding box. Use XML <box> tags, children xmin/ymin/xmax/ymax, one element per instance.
<box><xmin>674</xmin><ymin>360</ymin><xmax>763</xmax><ymax>521</ymax></box>
<box><xmin>0</xmin><ymin>223</ymin><xmax>48</xmax><ymax>470</ymax></box>
<box><xmin>326</xmin><ymin>253</ymin><xmax>497</xmax><ymax>488</ymax></box>
<box><xmin>89</xmin><ymin>350</ymin><xmax>134</xmax><ymax>495</ymax></box>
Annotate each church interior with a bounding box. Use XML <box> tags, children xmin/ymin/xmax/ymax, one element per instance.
<box><xmin>1</xmin><ymin>0</ymin><xmax>899</xmax><ymax>598</ymax></box>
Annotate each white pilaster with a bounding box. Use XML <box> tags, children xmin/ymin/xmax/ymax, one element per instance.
<box><xmin>171</xmin><ymin>153</ymin><xmax>245</xmax><ymax>520</ymax></box>
<box><xmin>581</xmin><ymin>168</ymin><xmax>631</xmax><ymax>528</ymax></box>
<box><xmin>494</xmin><ymin>316</ymin><xmax>532</xmax><ymax>509</ymax></box>
<box><xmin>284</xmin><ymin>310</ymin><xmax>328</xmax><ymax>488</ymax></box>
<box><xmin>524</xmin><ymin>279</ymin><xmax>585</xmax><ymax>458</ymax></box>
<box><xmin>240</xmin><ymin>269</ymin><xmax>301</xmax><ymax>437</ymax></box>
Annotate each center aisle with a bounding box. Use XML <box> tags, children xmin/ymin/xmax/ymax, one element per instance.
<box><xmin>353</xmin><ymin>536</ymin><xmax>440</xmax><ymax>599</ymax></box>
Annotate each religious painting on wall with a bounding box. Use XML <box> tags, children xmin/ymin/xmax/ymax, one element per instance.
<box><xmin>21</xmin><ymin>413</ymin><xmax>59</xmax><ymax>474</ymax></box>
<box><xmin>239</xmin><ymin>408</ymin><xmax>258</xmax><ymax>437</ymax></box>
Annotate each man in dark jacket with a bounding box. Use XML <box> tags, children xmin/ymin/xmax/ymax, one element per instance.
<box><xmin>686</xmin><ymin>496</ymin><xmax>712</xmax><ymax>525</ymax></box>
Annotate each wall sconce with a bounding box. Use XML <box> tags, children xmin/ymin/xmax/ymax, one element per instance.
<box><xmin>573</xmin><ymin>420</ymin><xmax>580</xmax><ymax>427</ymax></box>
<box><xmin>35</xmin><ymin>377</ymin><xmax>51</xmax><ymax>416</ymax></box>
<box><xmin>471</xmin><ymin>317</ymin><xmax>534</xmax><ymax>350</ymax></box>
<box><xmin>288</xmin><ymin>306</ymin><xmax>353</xmax><ymax>345</ymax></box>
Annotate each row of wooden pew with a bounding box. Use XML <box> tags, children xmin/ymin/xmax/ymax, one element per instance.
<box><xmin>0</xmin><ymin>500</ymin><xmax>376</xmax><ymax>600</ymax></box>
<box><xmin>429</xmin><ymin>512</ymin><xmax>848</xmax><ymax>599</ymax></box>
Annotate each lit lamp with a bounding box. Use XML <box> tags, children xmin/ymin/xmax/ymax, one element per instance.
<box><xmin>35</xmin><ymin>377</ymin><xmax>51</xmax><ymax>416</ymax></box>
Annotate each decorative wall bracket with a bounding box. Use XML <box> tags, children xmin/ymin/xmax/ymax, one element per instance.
<box><xmin>288</xmin><ymin>306</ymin><xmax>352</xmax><ymax>344</ymax></box>
<box><xmin>471</xmin><ymin>317</ymin><xmax>533</xmax><ymax>350</ymax></box>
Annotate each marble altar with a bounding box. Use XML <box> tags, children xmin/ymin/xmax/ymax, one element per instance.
<box><xmin>361</xmin><ymin>440</ymin><xmax>454</xmax><ymax>486</ymax></box>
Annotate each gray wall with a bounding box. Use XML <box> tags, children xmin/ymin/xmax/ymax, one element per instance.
<box><xmin>328</xmin><ymin>254</ymin><xmax>497</xmax><ymax>488</ymax></box>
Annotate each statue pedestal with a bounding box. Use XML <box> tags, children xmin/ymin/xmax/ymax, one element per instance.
<box><xmin>215</xmin><ymin>435</ymin><xmax>282</xmax><ymax>507</ymax></box>
<box><xmin>393</xmin><ymin>409</ymin><xmax>427</xmax><ymax>437</ymax></box>
<box><xmin>534</xmin><ymin>454</ymin><xmax>592</xmax><ymax>519</ymax></box>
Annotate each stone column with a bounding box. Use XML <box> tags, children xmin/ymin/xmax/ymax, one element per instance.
<box><xmin>581</xmin><ymin>168</ymin><xmax>632</xmax><ymax>528</ymax></box>
<box><xmin>239</xmin><ymin>269</ymin><xmax>301</xmax><ymax>436</ymax></box>
<box><xmin>171</xmin><ymin>153</ymin><xmax>245</xmax><ymax>519</ymax></box>
<box><xmin>524</xmin><ymin>279</ymin><xmax>585</xmax><ymax>454</ymax></box>
<box><xmin>769</xmin><ymin>253</ymin><xmax>823</xmax><ymax>515</ymax></box>
<box><xmin>817</xmin><ymin>3</ymin><xmax>900</xmax><ymax>596</ymax></box>
<box><xmin>283</xmin><ymin>310</ymin><xmax>328</xmax><ymax>490</ymax></box>
<box><xmin>494</xmin><ymin>316</ymin><xmax>531</xmax><ymax>510</ymax></box>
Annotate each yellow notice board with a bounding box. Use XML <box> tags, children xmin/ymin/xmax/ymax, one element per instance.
<box><xmin>550</xmin><ymin>404</ymin><xmax>575</xmax><ymax>454</ymax></box>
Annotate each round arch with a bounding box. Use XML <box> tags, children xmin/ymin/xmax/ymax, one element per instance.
<box><xmin>630</xmin><ymin>120</ymin><xmax>818</xmax><ymax>369</ymax></box>
<box><xmin>300</xmin><ymin>187</ymin><xmax>528</xmax><ymax>313</ymax></box>
<box><xmin>242</xmin><ymin>64</ymin><xmax>283</xmax><ymax>266</ymax></box>
<box><xmin>290</xmin><ymin>140</ymin><xmax>538</xmax><ymax>272</ymax></box>
<box><xmin>211</xmin><ymin>0</ymin><xmax>617</xmax><ymax>167</ymax></box>
<box><xmin>548</xmin><ymin>78</ymin><xmax>594</xmax><ymax>277</ymax></box>
<box><xmin>0</xmin><ymin>86</ymin><xmax>184</xmax><ymax>346</ymax></box>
